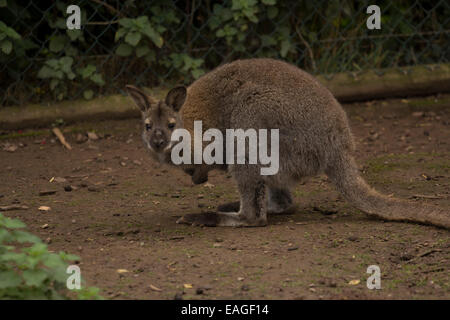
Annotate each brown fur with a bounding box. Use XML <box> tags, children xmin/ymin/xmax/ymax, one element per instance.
<box><xmin>126</xmin><ymin>59</ymin><xmax>449</xmax><ymax>229</ymax></box>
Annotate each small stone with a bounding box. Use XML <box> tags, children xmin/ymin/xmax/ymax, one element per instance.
<box><xmin>174</xmin><ymin>292</ymin><xmax>183</xmax><ymax>300</ymax></box>
<box><xmin>195</xmin><ymin>288</ymin><xmax>204</xmax><ymax>295</ymax></box>
<box><xmin>241</xmin><ymin>285</ymin><xmax>250</xmax><ymax>291</ymax></box>
<box><xmin>64</xmin><ymin>185</ymin><xmax>73</xmax><ymax>192</ymax></box>
<box><xmin>76</xmin><ymin>133</ymin><xmax>87</xmax><ymax>144</ymax></box>
<box><xmin>87</xmin><ymin>132</ymin><xmax>99</xmax><ymax>140</ymax></box>
<box><xmin>39</xmin><ymin>190</ymin><xmax>57</xmax><ymax>196</ymax></box>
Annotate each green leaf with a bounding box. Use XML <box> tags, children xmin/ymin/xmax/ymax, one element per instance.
<box><xmin>67</xmin><ymin>29</ymin><xmax>82</xmax><ymax>41</ymax></box>
<box><xmin>1</xmin><ymin>40</ymin><xmax>12</xmax><ymax>54</ymax></box>
<box><xmin>10</xmin><ymin>230</ymin><xmax>41</xmax><ymax>243</ymax></box>
<box><xmin>22</xmin><ymin>269</ymin><xmax>48</xmax><ymax>287</ymax></box>
<box><xmin>78</xmin><ymin>65</ymin><xmax>96</xmax><ymax>78</ymax></box>
<box><xmin>267</xmin><ymin>6</ymin><xmax>278</xmax><ymax>19</ymax></box>
<box><xmin>125</xmin><ymin>32</ymin><xmax>141</xmax><ymax>46</ymax></box>
<box><xmin>280</xmin><ymin>39</ymin><xmax>291</xmax><ymax>57</ymax></box>
<box><xmin>262</xmin><ymin>0</ymin><xmax>276</xmax><ymax>5</ymax></box>
<box><xmin>118</xmin><ymin>18</ymin><xmax>133</xmax><ymax>29</ymax></box>
<box><xmin>136</xmin><ymin>45</ymin><xmax>150</xmax><ymax>58</ymax></box>
<box><xmin>50</xmin><ymin>79</ymin><xmax>59</xmax><ymax>91</ymax></box>
<box><xmin>90</xmin><ymin>74</ymin><xmax>105</xmax><ymax>86</ymax></box>
<box><xmin>142</xmin><ymin>24</ymin><xmax>163</xmax><ymax>48</ymax></box>
<box><xmin>49</xmin><ymin>36</ymin><xmax>67</xmax><ymax>53</ymax></box>
<box><xmin>115</xmin><ymin>28</ymin><xmax>127</xmax><ymax>42</ymax></box>
<box><xmin>0</xmin><ymin>271</ymin><xmax>22</xmax><ymax>288</ymax></box>
<box><xmin>0</xmin><ymin>0</ymin><xmax>7</xmax><ymax>8</ymax></box>
<box><xmin>83</xmin><ymin>90</ymin><xmax>94</xmax><ymax>100</ymax></box>
<box><xmin>2</xmin><ymin>217</ymin><xmax>26</xmax><ymax>229</ymax></box>
<box><xmin>115</xmin><ymin>43</ymin><xmax>133</xmax><ymax>56</ymax></box>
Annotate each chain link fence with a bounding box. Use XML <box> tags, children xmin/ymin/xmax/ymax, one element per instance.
<box><xmin>1</xmin><ymin>0</ymin><xmax>449</xmax><ymax>106</ymax></box>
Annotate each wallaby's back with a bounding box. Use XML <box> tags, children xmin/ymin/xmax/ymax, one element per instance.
<box><xmin>180</xmin><ymin>58</ymin><xmax>449</xmax><ymax>229</ymax></box>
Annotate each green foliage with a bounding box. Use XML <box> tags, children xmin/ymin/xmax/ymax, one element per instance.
<box><xmin>0</xmin><ymin>0</ymin><xmax>448</xmax><ymax>106</ymax></box>
<box><xmin>0</xmin><ymin>213</ymin><xmax>102</xmax><ymax>299</ymax></box>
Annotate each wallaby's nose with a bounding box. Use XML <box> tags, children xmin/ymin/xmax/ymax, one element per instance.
<box><xmin>154</xmin><ymin>139</ymin><xmax>164</xmax><ymax>149</ymax></box>
<box><xmin>152</xmin><ymin>129</ymin><xmax>165</xmax><ymax>150</ymax></box>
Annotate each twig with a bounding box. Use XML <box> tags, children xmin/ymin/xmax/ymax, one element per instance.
<box><xmin>407</xmin><ymin>249</ymin><xmax>442</xmax><ymax>264</ymax></box>
<box><xmin>89</xmin><ymin>0</ymin><xmax>124</xmax><ymax>17</ymax></box>
<box><xmin>0</xmin><ymin>204</ymin><xmax>29</xmax><ymax>211</ymax></box>
<box><xmin>86</xmin><ymin>20</ymin><xmax>119</xmax><ymax>25</ymax></box>
<box><xmin>52</xmin><ymin>128</ymin><xmax>72</xmax><ymax>150</ymax></box>
<box><xmin>411</xmin><ymin>194</ymin><xmax>444</xmax><ymax>200</ymax></box>
<box><xmin>295</xmin><ymin>25</ymin><xmax>316</xmax><ymax>73</ymax></box>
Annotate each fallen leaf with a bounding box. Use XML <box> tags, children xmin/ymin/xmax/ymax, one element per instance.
<box><xmin>149</xmin><ymin>284</ymin><xmax>162</xmax><ymax>292</ymax></box>
<box><xmin>116</xmin><ymin>269</ymin><xmax>129</xmax><ymax>274</ymax></box>
<box><xmin>348</xmin><ymin>279</ymin><xmax>360</xmax><ymax>285</ymax></box>
<box><xmin>38</xmin><ymin>206</ymin><xmax>51</xmax><ymax>212</ymax></box>
<box><xmin>237</xmin><ymin>277</ymin><xmax>245</xmax><ymax>281</ymax></box>
<box><xmin>203</xmin><ymin>182</ymin><xmax>215</xmax><ymax>188</ymax></box>
<box><xmin>183</xmin><ymin>283</ymin><xmax>193</xmax><ymax>289</ymax></box>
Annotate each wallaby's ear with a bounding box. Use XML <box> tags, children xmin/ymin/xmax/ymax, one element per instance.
<box><xmin>125</xmin><ymin>85</ymin><xmax>155</xmax><ymax>112</ymax></box>
<box><xmin>165</xmin><ymin>86</ymin><xmax>186</xmax><ymax>112</ymax></box>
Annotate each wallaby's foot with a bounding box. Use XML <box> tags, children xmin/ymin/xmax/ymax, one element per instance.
<box><xmin>218</xmin><ymin>200</ymin><xmax>297</xmax><ymax>215</ymax></box>
<box><xmin>176</xmin><ymin>211</ymin><xmax>266</xmax><ymax>227</ymax></box>
<box><xmin>268</xmin><ymin>187</ymin><xmax>296</xmax><ymax>214</ymax></box>
<box><xmin>217</xmin><ymin>201</ymin><xmax>240</xmax><ymax>212</ymax></box>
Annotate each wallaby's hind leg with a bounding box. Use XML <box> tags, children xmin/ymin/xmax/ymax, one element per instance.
<box><xmin>177</xmin><ymin>167</ymin><xmax>268</xmax><ymax>227</ymax></box>
<box><xmin>267</xmin><ymin>187</ymin><xmax>296</xmax><ymax>214</ymax></box>
<box><xmin>218</xmin><ymin>187</ymin><xmax>295</xmax><ymax>215</ymax></box>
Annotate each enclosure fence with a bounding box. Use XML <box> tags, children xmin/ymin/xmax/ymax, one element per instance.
<box><xmin>0</xmin><ymin>0</ymin><xmax>449</xmax><ymax>106</ymax></box>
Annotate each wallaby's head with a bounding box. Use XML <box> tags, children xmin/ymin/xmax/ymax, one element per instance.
<box><xmin>125</xmin><ymin>85</ymin><xmax>186</xmax><ymax>163</ymax></box>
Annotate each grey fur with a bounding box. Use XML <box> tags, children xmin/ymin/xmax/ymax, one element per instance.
<box><xmin>127</xmin><ymin>59</ymin><xmax>449</xmax><ymax>229</ymax></box>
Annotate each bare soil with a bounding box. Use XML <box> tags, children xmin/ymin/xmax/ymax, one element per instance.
<box><xmin>1</xmin><ymin>95</ymin><xmax>449</xmax><ymax>300</ymax></box>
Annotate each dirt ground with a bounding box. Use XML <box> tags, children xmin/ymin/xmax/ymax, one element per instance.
<box><xmin>1</xmin><ymin>95</ymin><xmax>449</xmax><ymax>300</ymax></box>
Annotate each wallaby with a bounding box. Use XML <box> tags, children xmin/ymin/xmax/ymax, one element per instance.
<box><xmin>126</xmin><ymin>58</ymin><xmax>449</xmax><ymax>229</ymax></box>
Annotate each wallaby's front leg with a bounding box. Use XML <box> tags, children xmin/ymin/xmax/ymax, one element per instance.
<box><xmin>177</xmin><ymin>167</ymin><xmax>268</xmax><ymax>227</ymax></box>
<box><xmin>218</xmin><ymin>187</ymin><xmax>295</xmax><ymax>215</ymax></box>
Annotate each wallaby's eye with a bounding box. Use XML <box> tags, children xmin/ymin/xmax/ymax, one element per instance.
<box><xmin>145</xmin><ymin>123</ymin><xmax>152</xmax><ymax>131</ymax></box>
<box><xmin>168</xmin><ymin>122</ymin><xmax>175</xmax><ymax>129</ymax></box>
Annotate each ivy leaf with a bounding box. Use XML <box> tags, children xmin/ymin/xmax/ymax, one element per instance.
<box><xmin>125</xmin><ymin>32</ymin><xmax>141</xmax><ymax>46</ymax></box>
<box><xmin>10</xmin><ymin>230</ymin><xmax>41</xmax><ymax>243</ymax></box>
<box><xmin>136</xmin><ymin>45</ymin><xmax>150</xmax><ymax>58</ymax></box>
<box><xmin>115</xmin><ymin>43</ymin><xmax>133</xmax><ymax>56</ymax></box>
<box><xmin>142</xmin><ymin>24</ymin><xmax>163</xmax><ymax>48</ymax></box>
<box><xmin>83</xmin><ymin>90</ymin><xmax>94</xmax><ymax>100</ymax></box>
<box><xmin>90</xmin><ymin>74</ymin><xmax>105</xmax><ymax>86</ymax></box>
<box><xmin>22</xmin><ymin>269</ymin><xmax>48</xmax><ymax>287</ymax></box>
<box><xmin>1</xmin><ymin>40</ymin><xmax>12</xmax><ymax>54</ymax></box>
<box><xmin>2</xmin><ymin>216</ymin><xmax>26</xmax><ymax>229</ymax></box>
<box><xmin>49</xmin><ymin>36</ymin><xmax>67</xmax><ymax>53</ymax></box>
<box><xmin>115</xmin><ymin>28</ymin><xmax>127</xmax><ymax>42</ymax></box>
<box><xmin>280</xmin><ymin>39</ymin><xmax>291</xmax><ymax>57</ymax></box>
<box><xmin>0</xmin><ymin>271</ymin><xmax>22</xmax><ymax>288</ymax></box>
<box><xmin>267</xmin><ymin>6</ymin><xmax>278</xmax><ymax>19</ymax></box>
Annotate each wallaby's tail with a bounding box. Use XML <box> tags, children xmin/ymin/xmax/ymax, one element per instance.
<box><xmin>325</xmin><ymin>153</ymin><xmax>450</xmax><ymax>229</ymax></box>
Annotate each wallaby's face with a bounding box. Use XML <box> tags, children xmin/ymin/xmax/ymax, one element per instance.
<box><xmin>126</xmin><ymin>85</ymin><xmax>186</xmax><ymax>163</ymax></box>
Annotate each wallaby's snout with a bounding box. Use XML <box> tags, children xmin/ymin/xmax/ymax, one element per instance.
<box><xmin>149</xmin><ymin>128</ymin><xmax>168</xmax><ymax>151</ymax></box>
